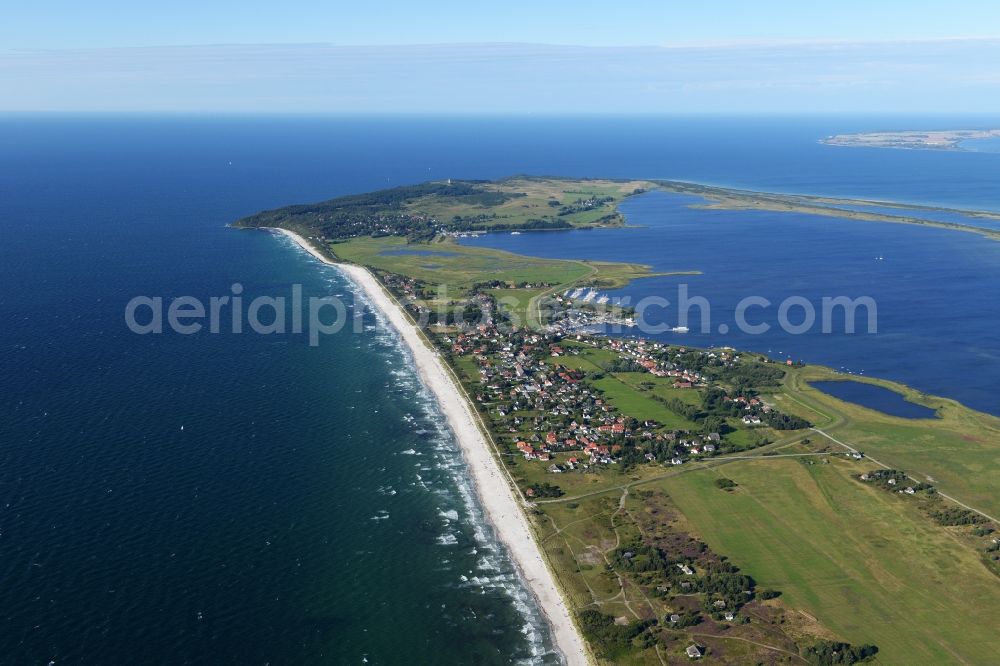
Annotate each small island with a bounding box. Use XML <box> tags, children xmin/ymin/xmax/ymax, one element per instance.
<box><xmin>821</xmin><ymin>129</ymin><xmax>1000</xmax><ymax>151</ymax></box>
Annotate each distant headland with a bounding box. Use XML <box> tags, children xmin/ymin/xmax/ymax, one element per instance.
<box><xmin>234</xmin><ymin>176</ymin><xmax>1000</xmax><ymax>247</ymax></box>
<box><xmin>821</xmin><ymin>129</ymin><xmax>1000</xmax><ymax>151</ymax></box>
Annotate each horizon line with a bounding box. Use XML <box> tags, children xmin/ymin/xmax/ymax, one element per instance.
<box><xmin>3</xmin><ymin>110</ymin><xmax>1000</xmax><ymax>118</ymax></box>
<box><xmin>6</xmin><ymin>36</ymin><xmax>1000</xmax><ymax>53</ymax></box>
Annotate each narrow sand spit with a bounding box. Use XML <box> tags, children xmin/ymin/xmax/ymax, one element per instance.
<box><xmin>274</xmin><ymin>228</ymin><xmax>590</xmax><ymax>665</ymax></box>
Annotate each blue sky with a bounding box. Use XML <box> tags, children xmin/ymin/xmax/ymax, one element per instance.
<box><xmin>3</xmin><ymin>1</ymin><xmax>1000</xmax><ymax>113</ymax></box>
<box><xmin>5</xmin><ymin>0</ymin><xmax>1000</xmax><ymax>48</ymax></box>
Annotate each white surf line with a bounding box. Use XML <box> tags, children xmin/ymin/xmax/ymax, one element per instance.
<box><xmin>271</xmin><ymin>228</ymin><xmax>591</xmax><ymax>665</ymax></box>
<box><xmin>811</xmin><ymin>427</ymin><xmax>1000</xmax><ymax>525</ymax></box>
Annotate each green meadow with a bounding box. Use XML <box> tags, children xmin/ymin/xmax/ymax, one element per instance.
<box><xmin>329</xmin><ymin>235</ymin><xmax>660</xmax><ymax>324</ymax></box>
<box><xmin>331</xmin><ymin>235</ymin><xmax>593</xmax><ymax>293</ymax></box>
<box><xmin>401</xmin><ymin>177</ymin><xmax>655</xmax><ymax>229</ymax></box>
<box><xmin>591</xmin><ymin>375</ymin><xmax>700</xmax><ymax>430</ymax></box>
<box><xmin>662</xmin><ymin>457</ymin><xmax>1000</xmax><ymax>664</ymax></box>
<box><xmin>773</xmin><ymin>365</ymin><xmax>1000</xmax><ymax>519</ymax></box>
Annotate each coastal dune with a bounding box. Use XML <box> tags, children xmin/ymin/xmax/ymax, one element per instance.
<box><xmin>275</xmin><ymin>229</ymin><xmax>590</xmax><ymax>665</ymax></box>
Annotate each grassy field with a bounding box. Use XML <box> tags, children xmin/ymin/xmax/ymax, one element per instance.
<box><xmin>487</xmin><ymin>287</ymin><xmax>546</xmax><ymax>321</ymax></box>
<box><xmin>615</xmin><ymin>373</ymin><xmax>704</xmax><ymax>407</ymax></box>
<box><xmin>531</xmin><ymin>461</ymin><xmax>853</xmax><ymax>664</ymax></box>
<box><xmin>662</xmin><ymin>456</ymin><xmax>1000</xmax><ymax>664</ymax></box>
<box><xmin>330</xmin><ymin>235</ymin><xmax>593</xmax><ymax>293</ymax></box>
<box><xmin>328</xmin><ymin>236</ymin><xmax>663</xmax><ymax>325</ymax></box>
<box><xmin>772</xmin><ymin>365</ymin><xmax>1000</xmax><ymax>519</ymax></box>
<box><xmin>403</xmin><ymin>177</ymin><xmax>656</xmax><ymax>229</ymax></box>
<box><xmin>591</xmin><ymin>375</ymin><xmax>700</xmax><ymax>430</ymax></box>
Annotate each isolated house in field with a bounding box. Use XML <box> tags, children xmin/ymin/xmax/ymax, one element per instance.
<box><xmin>686</xmin><ymin>644</ymin><xmax>703</xmax><ymax>659</ymax></box>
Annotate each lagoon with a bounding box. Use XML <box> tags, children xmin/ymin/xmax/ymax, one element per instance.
<box><xmin>459</xmin><ymin>191</ymin><xmax>1000</xmax><ymax>416</ymax></box>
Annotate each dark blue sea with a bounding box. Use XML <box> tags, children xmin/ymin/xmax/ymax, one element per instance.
<box><xmin>2</xmin><ymin>115</ymin><xmax>999</xmax><ymax>663</ymax></box>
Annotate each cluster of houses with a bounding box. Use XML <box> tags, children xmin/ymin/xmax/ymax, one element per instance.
<box><xmin>719</xmin><ymin>395</ymin><xmax>770</xmax><ymax>426</ymax></box>
<box><xmin>600</xmin><ymin>337</ymin><xmax>712</xmax><ymax>388</ymax></box>
<box><xmin>373</xmin><ymin>270</ymin><xmax>797</xmax><ymax>477</ymax></box>
<box><xmin>435</xmin><ymin>322</ymin><xmax>743</xmax><ymax>470</ymax></box>
<box><xmin>859</xmin><ymin>469</ymin><xmax>921</xmax><ymax>495</ymax></box>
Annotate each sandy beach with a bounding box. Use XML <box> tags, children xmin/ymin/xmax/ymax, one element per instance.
<box><xmin>274</xmin><ymin>229</ymin><xmax>590</xmax><ymax>665</ymax></box>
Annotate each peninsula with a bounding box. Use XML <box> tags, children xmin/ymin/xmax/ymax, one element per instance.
<box><xmin>237</xmin><ymin>177</ymin><xmax>1000</xmax><ymax>665</ymax></box>
<box><xmin>238</xmin><ymin>175</ymin><xmax>1000</xmax><ymax>248</ymax></box>
<box><xmin>657</xmin><ymin>180</ymin><xmax>1000</xmax><ymax>241</ymax></box>
<box><xmin>821</xmin><ymin>128</ymin><xmax>1000</xmax><ymax>151</ymax></box>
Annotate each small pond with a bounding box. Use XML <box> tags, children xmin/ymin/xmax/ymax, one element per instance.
<box><xmin>811</xmin><ymin>380</ymin><xmax>938</xmax><ymax>419</ymax></box>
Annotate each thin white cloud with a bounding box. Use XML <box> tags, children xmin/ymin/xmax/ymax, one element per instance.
<box><xmin>657</xmin><ymin>36</ymin><xmax>1000</xmax><ymax>49</ymax></box>
<box><xmin>2</xmin><ymin>41</ymin><xmax>999</xmax><ymax>113</ymax></box>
